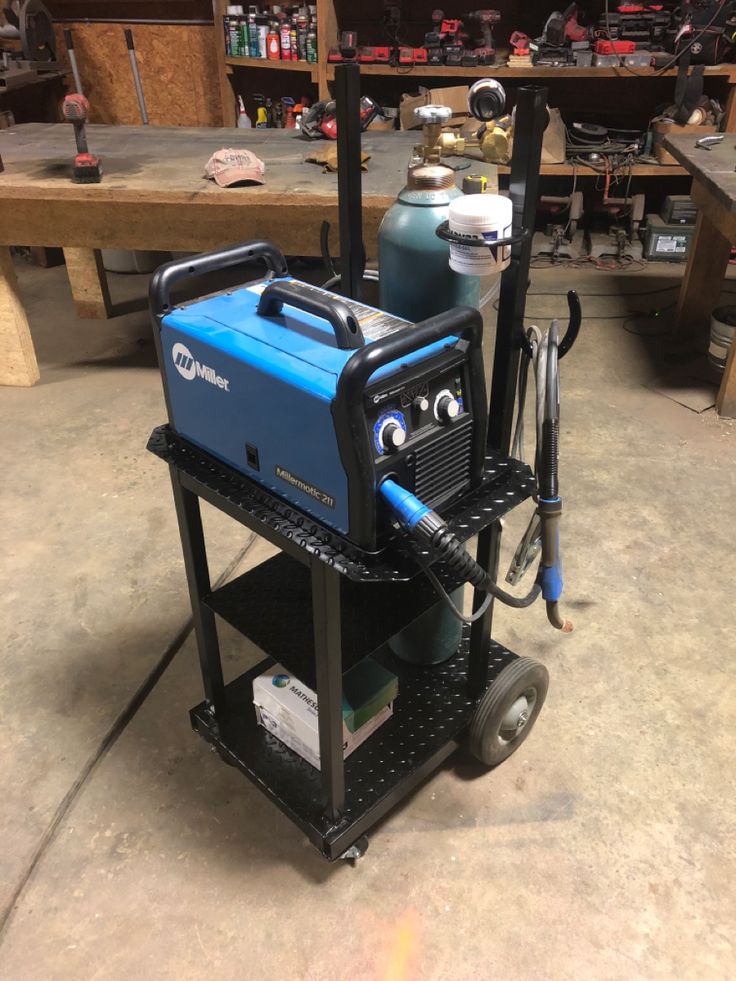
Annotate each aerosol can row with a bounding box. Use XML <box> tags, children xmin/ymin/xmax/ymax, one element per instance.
<box><xmin>224</xmin><ymin>4</ymin><xmax>317</xmax><ymax>63</ymax></box>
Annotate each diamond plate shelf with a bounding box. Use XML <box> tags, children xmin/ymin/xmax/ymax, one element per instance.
<box><xmin>191</xmin><ymin>630</ymin><xmax>519</xmax><ymax>861</ymax></box>
<box><xmin>148</xmin><ymin>425</ymin><xmax>535</xmax><ymax>583</ymax></box>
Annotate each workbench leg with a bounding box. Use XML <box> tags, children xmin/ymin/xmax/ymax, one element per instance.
<box><xmin>0</xmin><ymin>246</ymin><xmax>40</xmax><ymax>386</ymax></box>
<box><xmin>311</xmin><ymin>559</ymin><xmax>345</xmax><ymax>820</ymax></box>
<box><xmin>64</xmin><ymin>248</ymin><xmax>113</xmax><ymax>320</ymax></box>
<box><xmin>716</xmin><ymin>332</ymin><xmax>736</xmax><ymax>417</ymax></box>
<box><xmin>468</xmin><ymin>522</ymin><xmax>502</xmax><ymax>698</ymax></box>
<box><xmin>169</xmin><ymin>469</ymin><xmax>228</xmax><ymax>723</ymax></box>
<box><xmin>724</xmin><ymin>86</ymin><xmax>736</xmax><ymax>133</ymax></box>
<box><xmin>674</xmin><ymin>211</ymin><xmax>731</xmax><ymax>338</ymax></box>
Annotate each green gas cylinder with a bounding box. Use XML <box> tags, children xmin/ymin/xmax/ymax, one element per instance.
<box><xmin>379</xmin><ymin>162</ymin><xmax>475</xmax><ymax>666</ymax></box>
<box><xmin>378</xmin><ymin>163</ymin><xmax>480</xmax><ymax>321</ymax></box>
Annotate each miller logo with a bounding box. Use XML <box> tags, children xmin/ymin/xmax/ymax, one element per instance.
<box><xmin>171</xmin><ymin>342</ymin><xmax>230</xmax><ymax>391</ymax></box>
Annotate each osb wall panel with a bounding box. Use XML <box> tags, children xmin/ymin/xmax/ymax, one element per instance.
<box><xmin>53</xmin><ymin>24</ymin><xmax>223</xmax><ymax>127</ymax></box>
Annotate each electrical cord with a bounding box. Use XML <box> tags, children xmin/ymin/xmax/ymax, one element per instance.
<box><xmin>322</xmin><ymin>270</ymin><xmax>379</xmax><ymax>291</ymax></box>
<box><xmin>530</xmin><ymin>252</ymin><xmax>647</xmax><ymax>270</ymax></box>
<box><xmin>415</xmin><ymin>552</ymin><xmax>493</xmax><ymax>624</ymax></box>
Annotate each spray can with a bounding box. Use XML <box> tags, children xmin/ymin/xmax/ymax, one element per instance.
<box><xmin>378</xmin><ymin>164</ymin><xmax>480</xmax><ymax>321</ymax></box>
<box><xmin>290</xmin><ymin>20</ymin><xmax>298</xmax><ymax>61</ymax></box>
<box><xmin>253</xmin><ymin>93</ymin><xmax>268</xmax><ymax>127</ymax></box>
<box><xmin>227</xmin><ymin>6</ymin><xmax>243</xmax><ymax>56</ymax></box>
<box><xmin>296</xmin><ymin>14</ymin><xmax>308</xmax><ymax>60</ymax></box>
<box><xmin>280</xmin><ymin>18</ymin><xmax>291</xmax><ymax>59</ymax></box>
<box><xmin>257</xmin><ymin>16</ymin><xmax>268</xmax><ymax>58</ymax></box>
<box><xmin>238</xmin><ymin>14</ymin><xmax>249</xmax><ymax>56</ymax></box>
<box><xmin>306</xmin><ymin>25</ymin><xmax>317</xmax><ymax>62</ymax></box>
<box><xmin>282</xmin><ymin>97</ymin><xmax>296</xmax><ymax>128</ymax></box>
<box><xmin>267</xmin><ymin>22</ymin><xmax>280</xmax><ymax>59</ymax></box>
<box><xmin>248</xmin><ymin>9</ymin><xmax>260</xmax><ymax>57</ymax></box>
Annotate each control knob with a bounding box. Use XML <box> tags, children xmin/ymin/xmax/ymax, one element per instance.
<box><xmin>381</xmin><ymin>422</ymin><xmax>406</xmax><ymax>452</ymax></box>
<box><xmin>435</xmin><ymin>390</ymin><xmax>460</xmax><ymax>422</ymax></box>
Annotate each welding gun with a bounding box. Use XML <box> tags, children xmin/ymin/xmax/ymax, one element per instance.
<box><xmin>62</xmin><ymin>94</ymin><xmax>102</xmax><ymax>183</ymax></box>
<box><xmin>380</xmin><ymin>300</ymin><xmax>582</xmax><ymax>634</ymax></box>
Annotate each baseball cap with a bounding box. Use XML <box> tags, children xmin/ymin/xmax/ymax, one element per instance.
<box><xmin>204</xmin><ymin>148</ymin><xmax>265</xmax><ymax>187</ymax></box>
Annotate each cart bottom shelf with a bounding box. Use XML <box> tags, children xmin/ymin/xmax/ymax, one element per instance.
<box><xmin>190</xmin><ymin>630</ymin><xmax>519</xmax><ymax>860</ymax></box>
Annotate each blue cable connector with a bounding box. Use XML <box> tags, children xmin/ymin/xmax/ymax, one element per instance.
<box><xmin>379</xmin><ymin>479</ymin><xmax>431</xmax><ymax>530</ymax></box>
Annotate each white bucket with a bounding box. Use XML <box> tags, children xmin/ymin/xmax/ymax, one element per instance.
<box><xmin>447</xmin><ymin>194</ymin><xmax>513</xmax><ymax>277</ymax></box>
<box><xmin>709</xmin><ymin>305</ymin><xmax>736</xmax><ymax>372</ymax></box>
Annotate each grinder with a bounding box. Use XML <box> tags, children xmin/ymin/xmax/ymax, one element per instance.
<box><xmin>151</xmin><ymin>241</ymin><xmax>488</xmax><ymax>551</ymax></box>
<box><xmin>62</xmin><ymin>94</ymin><xmax>102</xmax><ymax>183</ymax></box>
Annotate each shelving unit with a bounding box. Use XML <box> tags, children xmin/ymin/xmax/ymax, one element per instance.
<box><xmin>211</xmin><ymin>0</ymin><xmax>736</xmax><ymax>178</ymax></box>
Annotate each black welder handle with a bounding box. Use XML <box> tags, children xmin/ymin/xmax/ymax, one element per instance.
<box><xmin>339</xmin><ymin>304</ymin><xmax>482</xmax><ymax>394</ymax></box>
<box><xmin>149</xmin><ymin>240</ymin><xmax>289</xmax><ymax>321</ymax></box>
<box><xmin>257</xmin><ymin>280</ymin><xmax>364</xmax><ymax>351</ymax></box>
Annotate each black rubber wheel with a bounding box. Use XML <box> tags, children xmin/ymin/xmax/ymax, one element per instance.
<box><xmin>468</xmin><ymin>657</ymin><xmax>549</xmax><ymax>767</ymax></box>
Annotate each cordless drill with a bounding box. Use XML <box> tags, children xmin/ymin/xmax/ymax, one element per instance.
<box><xmin>463</xmin><ymin>9</ymin><xmax>501</xmax><ymax>64</ymax></box>
<box><xmin>62</xmin><ymin>94</ymin><xmax>102</xmax><ymax>184</ymax></box>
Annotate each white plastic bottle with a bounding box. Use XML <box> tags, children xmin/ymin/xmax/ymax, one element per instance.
<box><xmin>237</xmin><ymin>94</ymin><xmax>252</xmax><ymax>128</ymax></box>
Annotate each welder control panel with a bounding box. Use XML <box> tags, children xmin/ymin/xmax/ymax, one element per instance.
<box><xmin>366</xmin><ymin>356</ymin><xmax>468</xmax><ymax>459</ymax></box>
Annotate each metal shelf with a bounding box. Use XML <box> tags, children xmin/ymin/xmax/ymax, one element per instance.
<box><xmin>205</xmin><ymin>552</ymin><xmax>470</xmax><ymax>689</ymax></box>
<box><xmin>147</xmin><ymin>425</ymin><xmax>535</xmax><ymax>583</ymax></box>
<box><xmin>191</xmin><ymin>629</ymin><xmax>519</xmax><ymax>860</ymax></box>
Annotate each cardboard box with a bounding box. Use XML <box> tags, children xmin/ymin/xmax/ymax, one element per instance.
<box><xmin>653</xmin><ymin>120</ymin><xmax>717</xmax><ymax>166</ymax></box>
<box><xmin>253</xmin><ymin>659</ymin><xmax>398</xmax><ymax>770</ymax></box>
<box><xmin>400</xmin><ymin>85</ymin><xmax>470</xmax><ymax>130</ymax></box>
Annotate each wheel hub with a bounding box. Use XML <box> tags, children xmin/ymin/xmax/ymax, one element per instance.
<box><xmin>499</xmin><ymin>691</ymin><xmax>535</xmax><ymax>740</ymax></box>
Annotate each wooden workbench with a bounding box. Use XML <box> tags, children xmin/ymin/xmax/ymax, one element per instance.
<box><xmin>0</xmin><ymin>124</ymin><xmax>495</xmax><ymax>386</ymax></box>
<box><xmin>665</xmin><ymin>133</ymin><xmax>736</xmax><ymax>418</ymax></box>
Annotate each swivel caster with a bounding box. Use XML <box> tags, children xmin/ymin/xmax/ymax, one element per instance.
<box><xmin>339</xmin><ymin>834</ymin><xmax>369</xmax><ymax>863</ymax></box>
<box><xmin>468</xmin><ymin>657</ymin><xmax>549</xmax><ymax>766</ymax></box>
<box><xmin>214</xmin><ymin>746</ymin><xmax>236</xmax><ymax>768</ymax></box>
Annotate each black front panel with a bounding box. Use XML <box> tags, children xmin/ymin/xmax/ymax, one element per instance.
<box><xmin>413</xmin><ymin>419</ymin><xmax>473</xmax><ymax>507</ymax></box>
<box><xmin>365</xmin><ymin>351</ymin><xmax>478</xmax><ymax>512</ymax></box>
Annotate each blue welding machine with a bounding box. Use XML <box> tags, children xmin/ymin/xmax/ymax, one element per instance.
<box><xmin>150</xmin><ymin>241</ymin><xmax>488</xmax><ymax>551</ymax></box>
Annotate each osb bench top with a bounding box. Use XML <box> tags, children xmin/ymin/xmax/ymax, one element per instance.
<box><xmin>0</xmin><ymin>124</ymin><xmax>422</xmax><ymax>206</ymax></box>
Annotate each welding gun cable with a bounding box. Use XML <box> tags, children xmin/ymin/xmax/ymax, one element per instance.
<box><xmin>414</xmin><ymin>553</ymin><xmax>493</xmax><ymax>625</ymax></box>
<box><xmin>380</xmin><ymin>310</ymin><xmax>574</xmax><ymax>633</ymax></box>
<box><xmin>380</xmin><ymin>480</ymin><xmax>542</xmax><ymax>610</ymax></box>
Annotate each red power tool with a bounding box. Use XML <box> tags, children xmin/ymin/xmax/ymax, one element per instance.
<box><xmin>509</xmin><ymin>30</ymin><xmax>531</xmax><ymax>54</ymax></box>
<box><xmin>464</xmin><ymin>9</ymin><xmax>501</xmax><ymax>63</ymax></box>
<box><xmin>301</xmin><ymin>95</ymin><xmax>379</xmax><ymax>140</ymax></box>
<box><xmin>62</xmin><ymin>94</ymin><xmax>102</xmax><ymax>183</ymax></box>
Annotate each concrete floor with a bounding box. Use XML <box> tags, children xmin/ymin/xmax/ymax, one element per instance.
<box><xmin>1</xmin><ymin>254</ymin><xmax>735</xmax><ymax>980</ymax></box>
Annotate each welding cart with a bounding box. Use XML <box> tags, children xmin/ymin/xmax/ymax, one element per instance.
<box><xmin>147</xmin><ymin>82</ymin><xmax>563</xmax><ymax>861</ymax></box>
